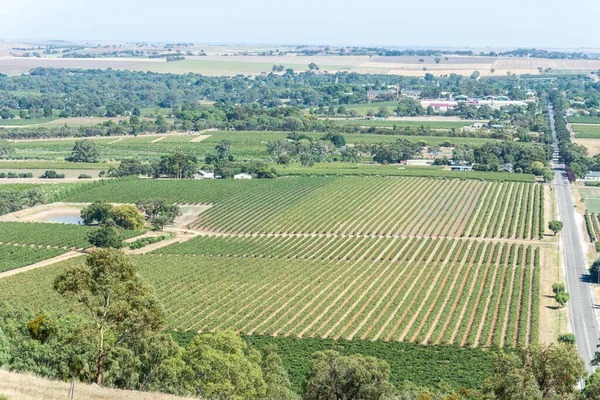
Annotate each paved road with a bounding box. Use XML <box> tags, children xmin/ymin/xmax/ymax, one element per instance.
<box><xmin>550</xmin><ymin>104</ymin><xmax>599</xmax><ymax>373</ymax></box>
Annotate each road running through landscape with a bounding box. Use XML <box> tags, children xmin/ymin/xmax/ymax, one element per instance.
<box><xmin>550</xmin><ymin>104</ymin><xmax>599</xmax><ymax>374</ymax></box>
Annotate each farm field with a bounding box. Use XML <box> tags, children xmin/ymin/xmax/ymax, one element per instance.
<box><xmin>579</xmin><ymin>186</ymin><xmax>600</xmax><ymax>213</ymax></box>
<box><xmin>0</xmin><ymin>221</ymin><xmax>143</xmax><ymax>249</ymax></box>
<box><xmin>568</xmin><ymin>116</ymin><xmax>600</xmax><ymax>124</ymax></box>
<box><xmin>0</xmin><ymin>239</ymin><xmax>540</xmax><ymax>348</ymax></box>
<box><xmin>331</xmin><ymin>118</ymin><xmax>477</xmax><ymax>129</ymax></box>
<box><xmin>0</xmin><ymin>160</ymin><xmax>116</xmax><ymax>170</ymax></box>
<box><xmin>571</xmin><ymin>123</ymin><xmax>600</xmax><ymax>138</ymax></box>
<box><xmin>195</xmin><ymin>177</ymin><xmax>544</xmax><ymax>239</ymax></box>
<box><xmin>58</xmin><ymin>177</ymin><xmax>276</xmax><ymax>204</ymax></box>
<box><xmin>7</xmin><ymin>130</ymin><xmax>498</xmax><ymax>161</ymax></box>
<box><xmin>0</xmin><ymin>243</ymin><xmax>68</xmax><ymax>273</ymax></box>
<box><xmin>274</xmin><ymin>162</ymin><xmax>535</xmax><ymax>181</ymax></box>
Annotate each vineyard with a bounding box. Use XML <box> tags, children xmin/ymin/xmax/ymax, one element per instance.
<box><xmin>1</xmin><ymin>239</ymin><xmax>540</xmax><ymax>348</ymax></box>
<box><xmin>58</xmin><ymin>177</ymin><xmax>278</xmax><ymax>204</ymax></box>
<box><xmin>0</xmin><ymin>243</ymin><xmax>67</xmax><ymax>273</ymax></box>
<box><xmin>194</xmin><ymin>177</ymin><xmax>544</xmax><ymax>239</ymax></box>
<box><xmin>0</xmin><ymin>222</ymin><xmax>143</xmax><ymax>249</ymax></box>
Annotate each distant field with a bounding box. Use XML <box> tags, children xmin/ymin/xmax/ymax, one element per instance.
<box><xmin>567</xmin><ymin>116</ymin><xmax>600</xmax><ymax>124</ymax></box>
<box><xmin>0</xmin><ymin>117</ymin><xmax>57</xmax><ymax>126</ymax></box>
<box><xmin>0</xmin><ymin>244</ymin><xmax>67</xmax><ymax>273</ymax></box>
<box><xmin>0</xmin><ymin>221</ymin><xmax>143</xmax><ymax>249</ymax></box>
<box><xmin>572</xmin><ymin>123</ymin><xmax>600</xmax><ymax>138</ymax></box>
<box><xmin>195</xmin><ymin>177</ymin><xmax>544</xmax><ymax>239</ymax></box>
<box><xmin>579</xmin><ymin>187</ymin><xmax>600</xmax><ymax>213</ymax></box>
<box><xmin>58</xmin><ymin>178</ymin><xmax>270</xmax><ymax>204</ymax></box>
<box><xmin>0</xmin><ymin>161</ymin><xmax>116</xmax><ymax>170</ymax></box>
<box><xmin>274</xmin><ymin>162</ymin><xmax>535</xmax><ymax>182</ymax></box>
<box><xmin>1</xmin><ymin>241</ymin><xmax>540</xmax><ymax>348</ymax></box>
<box><xmin>333</xmin><ymin>118</ymin><xmax>475</xmax><ymax>129</ymax></box>
<box><xmin>8</xmin><ymin>131</ymin><xmax>497</xmax><ymax>161</ymax></box>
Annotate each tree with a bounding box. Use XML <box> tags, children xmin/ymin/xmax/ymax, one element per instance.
<box><xmin>321</xmin><ymin>133</ymin><xmax>346</xmax><ymax>148</ymax></box>
<box><xmin>53</xmin><ymin>249</ymin><xmax>164</xmax><ymax>385</ymax></box>
<box><xmin>87</xmin><ymin>224</ymin><xmax>123</xmax><ymax>248</ymax></box>
<box><xmin>555</xmin><ymin>291</ymin><xmax>569</xmax><ymax>308</ymax></box>
<box><xmin>43</xmin><ymin>105</ymin><xmax>53</xmax><ymax>117</ymax></box>
<box><xmin>155</xmin><ymin>114</ymin><xmax>168</xmax><ymax>133</ymax></box>
<box><xmin>109</xmin><ymin>204</ymin><xmax>145</xmax><ymax>230</ymax></box>
<box><xmin>303</xmin><ymin>350</ymin><xmax>394</xmax><ymax>400</ymax></box>
<box><xmin>591</xmin><ymin>258</ymin><xmax>600</xmax><ymax>282</ymax></box>
<box><xmin>67</xmin><ymin>140</ymin><xmax>101</xmax><ymax>163</ymax></box>
<box><xmin>548</xmin><ymin>220</ymin><xmax>563</xmax><ymax>236</ymax></box>
<box><xmin>155</xmin><ymin>152</ymin><xmax>197</xmax><ymax>179</ymax></box>
<box><xmin>308</xmin><ymin>63</ymin><xmax>319</xmax><ymax>71</ymax></box>
<box><xmin>184</xmin><ymin>330</ymin><xmax>267</xmax><ymax>399</ymax></box>
<box><xmin>552</xmin><ymin>283</ymin><xmax>566</xmax><ymax>295</ymax></box>
<box><xmin>0</xmin><ymin>139</ymin><xmax>14</xmax><ymax>159</ymax></box>
<box><xmin>81</xmin><ymin>201</ymin><xmax>113</xmax><ymax>225</ymax></box>
<box><xmin>485</xmin><ymin>343</ymin><xmax>586</xmax><ymax>399</ymax></box>
<box><xmin>136</xmin><ymin>200</ymin><xmax>181</xmax><ymax>230</ymax></box>
<box><xmin>582</xmin><ymin>371</ymin><xmax>600</xmax><ymax>399</ymax></box>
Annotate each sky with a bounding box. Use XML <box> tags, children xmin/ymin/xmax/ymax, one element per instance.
<box><xmin>0</xmin><ymin>0</ymin><xmax>598</xmax><ymax>49</ymax></box>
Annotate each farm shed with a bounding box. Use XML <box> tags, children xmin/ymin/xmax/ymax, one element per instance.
<box><xmin>234</xmin><ymin>173</ymin><xmax>253</xmax><ymax>180</ymax></box>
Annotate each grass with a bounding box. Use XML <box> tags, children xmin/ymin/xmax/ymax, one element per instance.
<box><xmin>141</xmin><ymin>59</ymin><xmax>349</xmax><ymax>75</ymax></box>
<box><xmin>0</xmin><ymin>369</ymin><xmax>193</xmax><ymax>400</ymax></box>
<box><xmin>568</xmin><ymin>116</ymin><xmax>600</xmax><ymax>124</ymax></box>
<box><xmin>332</xmin><ymin>118</ymin><xmax>476</xmax><ymax>129</ymax></box>
<box><xmin>275</xmin><ymin>162</ymin><xmax>535</xmax><ymax>182</ymax></box>
<box><xmin>8</xmin><ymin>131</ymin><xmax>497</xmax><ymax>161</ymax></box>
<box><xmin>0</xmin><ymin>117</ymin><xmax>57</xmax><ymax>126</ymax></box>
<box><xmin>572</xmin><ymin>124</ymin><xmax>600</xmax><ymax>138</ymax></box>
<box><xmin>0</xmin><ymin>161</ymin><xmax>116</xmax><ymax>170</ymax></box>
<box><xmin>57</xmin><ymin>177</ymin><xmax>272</xmax><ymax>204</ymax></box>
<box><xmin>578</xmin><ymin>186</ymin><xmax>600</xmax><ymax>213</ymax></box>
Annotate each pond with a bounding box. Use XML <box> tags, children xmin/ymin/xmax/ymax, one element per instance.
<box><xmin>44</xmin><ymin>214</ymin><xmax>84</xmax><ymax>225</ymax></box>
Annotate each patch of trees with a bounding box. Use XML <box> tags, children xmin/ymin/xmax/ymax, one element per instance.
<box><xmin>356</xmin><ymin>138</ymin><xmax>423</xmax><ymax>164</ymax></box>
<box><xmin>453</xmin><ymin>141</ymin><xmax>552</xmax><ymax>178</ymax></box>
<box><xmin>0</xmin><ymin>187</ymin><xmax>44</xmax><ymax>216</ymax></box>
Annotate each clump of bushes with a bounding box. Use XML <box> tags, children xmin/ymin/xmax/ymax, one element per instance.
<box><xmin>78</xmin><ymin>173</ymin><xmax>92</xmax><ymax>179</ymax></box>
<box><xmin>0</xmin><ymin>172</ymin><xmax>33</xmax><ymax>178</ymax></box>
<box><xmin>129</xmin><ymin>234</ymin><xmax>173</xmax><ymax>250</ymax></box>
<box><xmin>39</xmin><ymin>170</ymin><xmax>65</xmax><ymax>179</ymax></box>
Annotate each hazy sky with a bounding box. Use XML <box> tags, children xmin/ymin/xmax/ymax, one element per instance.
<box><xmin>0</xmin><ymin>0</ymin><xmax>597</xmax><ymax>48</ymax></box>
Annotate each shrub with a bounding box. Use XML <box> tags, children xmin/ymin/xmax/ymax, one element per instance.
<box><xmin>78</xmin><ymin>173</ymin><xmax>92</xmax><ymax>179</ymax></box>
<box><xmin>39</xmin><ymin>170</ymin><xmax>65</xmax><ymax>179</ymax></box>
<box><xmin>558</xmin><ymin>333</ymin><xmax>576</xmax><ymax>344</ymax></box>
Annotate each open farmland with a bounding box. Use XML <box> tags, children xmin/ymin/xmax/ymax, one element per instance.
<box><xmin>0</xmin><ymin>239</ymin><xmax>540</xmax><ymax>348</ymax></box>
<box><xmin>0</xmin><ymin>221</ymin><xmax>142</xmax><ymax>249</ymax></box>
<box><xmin>0</xmin><ymin>243</ymin><xmax>68</xmax><ymax>273</ymax></box>
<box><xmin>572</xmin><ymin>123</ymin><xmax>600</xmax><ymax>138</ymax></box>
<box><xmin>8</xmin><ymin>130</ymin><xmax>498</xmax><ymax>161</ymax></box>
<box><xmin>195</xmin><ymin>177</ymin><xmax>544</xmax><ymax>239</ymax></box>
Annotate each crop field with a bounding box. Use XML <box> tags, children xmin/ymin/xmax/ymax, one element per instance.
<box><xmin>572</xmin><ymin>124</ymin><xmax>600</xmax><ymax>138</ymax></box>
<box><xmin>275</xmin><ymin>163</ymin><xmax>535</xmax><ymax>181</ymax></box>
<box><xmin>0</xmin><ymin>243</ymin><xmax>67</xmax><ymax>273</ymax></box>
<box><xmin>579</xmin><ymin>187</ymin><xmax>600</xmax><ymax>213</ymax></box>
<box><xmin>195</xmin><ymin>177</ymin><xmax>544</xmax><ymax>239</ymax></box>
<box><xmin>0</xmin><ymin>161</ymin><xmax>116</xmax><ymax>170</ymax></box>
<box><xmin>0</xmin><ymin>222</ymin><xmax>143</xmax><ymax>249</ymax></box>
<box><xmin>59</xmin><ymin>177</ymin><xmax>276</xmax><ymax>204</ymax></box>
<box><xmin>9</xmin><ymin>131</ymin><xmax>498</xmax><ymax>161</ymax></box>
<box><xmin>0</xmin><ymin>240</ymin><xmax>540</xmax><ymax>348</ymax></box>
<box><xmin>584</xmin><ymin>212</ymin><xmax>600</xmax><ymax>242</ymax></box>
<box><xmin>568</xmin><ymin>116</ymin><xmax>600</xmax><ymax>124</ymax></box>
<box><xmin>332</xmin><ymin>118</ymin><xmax>474</xmax><ymax>129</ymax></box>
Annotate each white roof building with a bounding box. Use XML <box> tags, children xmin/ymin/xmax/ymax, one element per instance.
<box><xmin>234</xmin><ymin>173</ymin><xmax>253</xmax><ymax>180</ymax></box>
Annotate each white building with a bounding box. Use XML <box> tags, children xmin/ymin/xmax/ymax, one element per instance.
<box><xmin>583</xmin><ymin>172</ymin><xmax>600</xmax><ymax>181</ymax></box>
<box><xmin>234</xmin><ymin>173</ymin><xmax>253</xmax><ymax>180</ymax></box>
<box><xmin>196</xmin><ymin>170</ymin><xmax>215</xmax><ymax>179</ymax></box>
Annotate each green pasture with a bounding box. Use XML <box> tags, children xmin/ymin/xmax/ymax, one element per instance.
<box><xmin>579</xmin><ymin>187</ymin><xmax>600</xmax><ymax>213</ymax></box>
<box><xmin>572</xmin><ymin>124</ymin><xmax>600</xmax><ymax>138</ymax></box>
